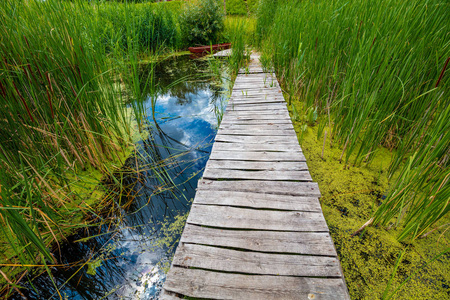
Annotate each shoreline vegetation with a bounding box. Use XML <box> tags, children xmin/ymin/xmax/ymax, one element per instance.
<box><xmin>0</xmin><ymin>0</ymin><xmax>448</xmax><ymax>298</ymax></box>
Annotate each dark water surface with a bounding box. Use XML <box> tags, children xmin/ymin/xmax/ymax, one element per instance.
<box><xmin>14</xmin><ymin>55</ymin><xmax>229</xmax><ymax>299</ymax></box>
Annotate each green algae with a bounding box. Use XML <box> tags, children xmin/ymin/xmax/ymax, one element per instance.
<box><xmin>287</xmin><ymin>100</ymin><xmax>450</xmax><ymax>299</ymax></box>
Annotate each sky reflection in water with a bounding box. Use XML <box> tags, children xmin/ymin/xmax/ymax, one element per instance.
<box><xmin>13</xmin><ymin>55</ymin><xmax>229</xmax><ymax>300</ymax></box>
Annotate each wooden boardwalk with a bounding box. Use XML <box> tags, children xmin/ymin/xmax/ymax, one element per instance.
<box><xmin>160</xmin><ymin>54</ymin><xmax>350</xmax><ymax>299</ymax></box>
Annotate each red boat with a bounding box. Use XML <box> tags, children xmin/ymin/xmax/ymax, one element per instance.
<box><xmin>188</xmin><ymin>43</ymin><xmax>231</xmax><ymax>54</ymax></box>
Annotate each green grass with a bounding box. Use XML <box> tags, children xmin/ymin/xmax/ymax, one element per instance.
<box><xmin>223</xmin><ymin>16</ymin><xmax>256</xmax><ymax>74</ymax></box>
<box><xmin>226</xmin><ymin>0</ymin><xmax>247</xmax><ymax>16</ymax></box>
<box><xmin>256</xmin><ymin>0</ymin><xmax>449</xmax><ymax>241</ymax></box>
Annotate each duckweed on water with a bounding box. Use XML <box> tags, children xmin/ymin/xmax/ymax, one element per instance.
<box><xmin>288</xmin><ymin>104</ymin><xmax>450</xmax><ymax>299</ymax></box>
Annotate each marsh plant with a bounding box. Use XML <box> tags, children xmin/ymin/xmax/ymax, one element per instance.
<box><xmin>256</xmin><ymin>0</ymin><xmax>449</xmax><ymax>241</ymax></box>
<box><xmin>0</xmin><ymin>0</ymin><xmax>164</xmax><ymax>294</ymax></box>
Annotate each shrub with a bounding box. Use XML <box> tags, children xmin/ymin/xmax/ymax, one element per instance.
<box><xmin>226</xmin><ymin>0</ymin><xmax>247</xmax><ymax>15</ymax></box>
<box><xmin>179</xmin><ymin>0</ymin><xmax>225</xmax><ymax>46</ymax></box>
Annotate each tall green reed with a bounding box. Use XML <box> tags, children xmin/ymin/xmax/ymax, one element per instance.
<box><xmin>224</xmin><ymin>17</ymin><xmax>255</xmax><ymax>74</ymax></box>
<box><xmin>257</xmin><ymin>0</ymin><xmax>449</xmax><ymax>240</ymax></box>
<box><xmin>0</xmin><ymin>0</ymin><xmax>161</xmax><ymax>283</ymax></box>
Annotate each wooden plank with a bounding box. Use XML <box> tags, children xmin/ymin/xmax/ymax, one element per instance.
<box><xmin>228</xmin><ymin>99</ymin><xmax>285</xmax><ymax>105</ymax></box>
<box><xmin>230</xmin><ymin>92</ymin><xmax>283</xmax><ymax>98</ymax></box>
<box><xmin>223</xmin><ymin>110</ymin><xmax>291</xmax><ymax>117</ymax></box>
<box><xmin>230</xmin><ymin>95</ymin><xmax>283</xmax><ymax>99</ymax></box>
<box><xmin>202</xmin><ymin>168</ymin><xmax>312</xmax><ymax>181</ymax></box>
<box><xmin>232</xmin><ymin>85</ymin><xmax>279</xmax><ymax>90</ymax></box>
<box><xmin>214</xmin><ymin>134</ymin><xmax>299</xmax><ymax>144</ymax></box>
<box><xmin>172</xmin><ymin>244</ymin><xmax>342</xmax><ymax>277</ymax></box>
<box><xmin>198</xmin><ymin>180</ymin><xmax>321</xmax><ymax>197</ymax></box>
<box><xmin>220</xmin><ymin>119</ymin><xmax>293</xmax><ymax>125</ymax></box>
<box><xmin>205</xmin><ymin>160</ymin><xmax>309</xmax><ymax>171</ymax></box>
<box><xmin>230</xmin><ymin>91</ymin><xmax>281</xmax><ymax>96</ymax></box>
<box><xmin>221</xmin><ymin>115</ymin><xmax>291</xmax><ymax>121</ymax></box>
<box><xmin>163</xmin><ymin>268</ymin><xmax>350</xmax><ymax>300</ymax></box>
<box><xmin>237</xmin><ymin>75</ymin><xmax>276</xmax><ymax>79</ymax></box>
<box><xmin>187</xmin><ymin>204</ymin><xmax>328</xmax><ymax>231</ymax></box>
<box><xmin>209</xmin><ymin>151</ymin><xmax>305</xmax><ymax>161</ymax></box>
<box><xmin>194</xmin><ymin>190</ymin><xmax>320</xmax><ymax>211</ymax></box>
<box><xmin>228</xmin><ymin>93</ymin><xmax>286</xmax><ymax>105</ymax></box>
<box><xmin>224</xmin><ymin>108</ymin><xmax>290</xmax><ymax>114</ymax></box>
<box><xmin>181</xmin><ymin>224</ymin><xmax>335</xmax><ymax>254</ymax></box>
<box><xmin>217</xmin><ymin>129</ymin><xmax>296</xmax><ymax>137</ymax></box>
<box><xmin>159</xmin><ymin>290</ymin><xmax>181</xmax><ymax>300</ymax></box>
<box><xmin>227</xmin><ymin>103</ymin><xmax>287</xmax><ymax>110</ymax></box>
<box><xmin>219</xmin><ymin>120</ymin><xmax>292</xmax><ymax>127</ymax></box>
<box><xmin>212</xmin><ymin>141</ymin><xmax>299</xmax><ymax>152</ymax></box>
<box><xmin>235</xmin><ymin>76</ymin><xmax>276</xmax><ymax>81</ymax></box>
<box><xmin>226</xmin><ymin>104</ymin><xmax>287</xmax><ymax>111</ymax></box>
<box><xmin>219</xmin><ymin>123</ymin><xmax>294</xmax><ymax>131</ymax></box>
<box><xmin>232</xmin><ymin>87</ymin><xmax>281</xmax><ymax>92</ymax></box>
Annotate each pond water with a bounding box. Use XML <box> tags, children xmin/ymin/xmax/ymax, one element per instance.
<box><xmin>13</xmin><ymin>55</ymin><xmax>229</xmax><ymax>299</ymax></box>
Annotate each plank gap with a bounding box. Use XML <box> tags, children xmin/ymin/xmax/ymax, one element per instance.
<box><xmin>185</xmin><ymin>224</ymin><xmax>330</xmax><ymax>233</ymax></box>
<box><xmin>181</xmin><ymin>242</ymin><xmax>339</xmax><ymax>258</ymax></box>
<box><xmin>192</xmin><ymin>203</ymin><xmax>320</xmax><ymax>212</ymax></box>
<box><xmin>176</xmin><ymin>266</ymin><xmax>343</xmax><ymax>279</ymax></box>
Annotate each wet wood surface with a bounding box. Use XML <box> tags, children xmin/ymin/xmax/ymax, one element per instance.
<box><xmin>160</xmin><ymin>53</ymin><xmax>350</xmax><ymax>300</ymax></box>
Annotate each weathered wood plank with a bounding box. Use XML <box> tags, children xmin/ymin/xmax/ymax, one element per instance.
<box><xmin>232</xmin><ymin>88</ymin><xmax>281</xmax><ymax>93</ymax></box>
<box><xmin>227</xmin><ymin>104</ymin><xmax>287</xmax><ymax>110</ymax></box>
<box><xmin>214</xmin><ymin>135</ymin><xmax>298</xmax><ymax>144</ymax></box>
<box><xmin>226</xmin><ymin>105</ymin><xmax>287</xmax><ymax>112</ymax></box>
<box><xmin>193</xmin><ymin>190</ymin><xmax>320</xmax><ymax>211</ymax></box>
<box><xmin>209</xmin><ymin>150</ymin><xmax>305</xmax><ymax>161</ymax></box>
<box><xmin>217</xmin><ymin>129</ymin><xmax>296</xmax><ymax>137</ymax></box>
<box><xmin>220</xmin><ymin>118</ymin><xmax>293</xmax><ymax>125</ymax></box>
<box><xmin>235</xmin><ymin>76</ymin><xmax>276</xmax><ymax>81</ymax></box>
<box><xmin>163</xmin><ymin>268</ymin><xmax>349</xmax><ymax>300</ymax></box>
<box><xmin>230</xmin><ymin>94</ymin><xmax>283</xmax><ymax>99</ymax></box>
<box><xmin>181</xmin><ymin>224</ymin><xmax>335</xmax><ymax>254</ymax></box>
<box><xmin>230</xmin><ymin>92</ymin><xmax>283</xmax><ymax>98</ymax></box>
<box><xmin>205</xmin><ymin>160</ymin><xmax>309</xmax><ymax>171</ymax></box>
<box><xmin>219</xmin><ymin>122</ymin><xmax>293</xmax><ymax>129</ymax></box>
<box><xmin>232</xmin><ymin>86</ymin><xmax>280</xmax><ymax>90</ymax></box>
<box><xmin>224</xmin><ymin>107</ymin><xmax>289</xmax><ymax>114</ymax></box>
<box><xmin>202</xmin><ymin>168</ymin><xmax>312</xmax><ymax>181</ymax></box>
<box><xmin>187</xmin><ymin>204</ymin><xmax>328</xmax><ymax>231</ymax></box>
<box><xmin>228</xmin><ymin>99</ymin><xmax>285</xmax><ymax>105</ymax></box>
<box><xmin>172</xmin><ymin>244</ymin><xmax>342</xmax><ymax>277</ymax></box>
<box><xmin>232</xmin><ymin>88</ymin><xmax>276</xmax><ymax>92</ymax></box>
<box><xmin>223</xmin><ymin>110</ymin><xmax>291</xmax><ymax>117</ymax></box>
<box><xmin>212</xmin><ymin>141</ymin><xmax>299</xmax><ymax>152</ymax></box>
<box><xmin>198</xmin><ymin>180</ymin><xmax>321</xmax><ymax>197</ymax></box>
<box><xmin>219</xmin><ymin>123</ymin><xmax>294</xmax><ymax>131</ymax></box>
<box><xmin>159</xmin><ymin>290</ymin><xmax>182</xmax><ymax>300</ymax></box>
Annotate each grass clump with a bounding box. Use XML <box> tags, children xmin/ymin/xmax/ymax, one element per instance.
<box><xmin>0</xmin><ymin>0</ymin><xmax>158</xmax><ymax>295</ymax></box>
<box><xmin>97</xmin><ymin>1</ymin><xmax>182</xmax><ymax>52</ymax></box>
<box><xmin>226</xmin><ymin>0</ymin><xmax>247</xmax><ymax>16</ymax></box>
<box><xmin>222</xmin><ymin>16</ymin><xmax>255</xmax><ymax>74</ymax></box>
<box><xmin>292</xmin><ymin>118</ymin><xmax>450</xmax><ymax>300</ymax></box>
<box><xmin>257</xmin><ymin>0</ymin><xmax>449</xmax><ymax>241</ymax></box>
